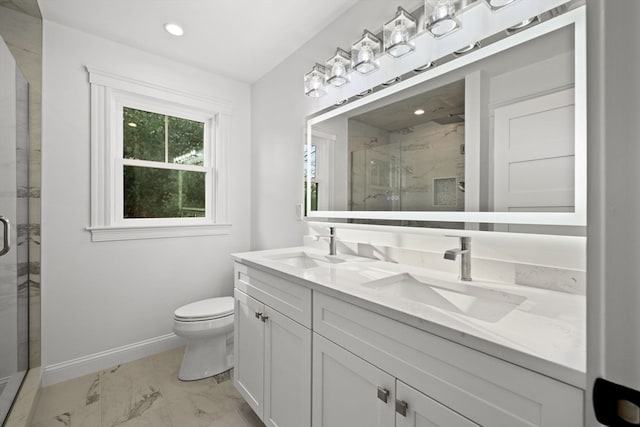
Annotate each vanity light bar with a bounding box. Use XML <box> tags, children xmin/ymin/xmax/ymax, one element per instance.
<box><xmin>304</xmin><ymin>0</ymin><xmax>582</xmax><ymax>99</ymax></box>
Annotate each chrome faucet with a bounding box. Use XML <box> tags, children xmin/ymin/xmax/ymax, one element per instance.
<box><xmin>444</xmin><ymin>236</ymin><xmax>471</xmax><ymax>281</ymax></box>
<box><xmin>314</xmin><ymin>227</ymin><xmax>337</xmax><ymax>256</ymax></box>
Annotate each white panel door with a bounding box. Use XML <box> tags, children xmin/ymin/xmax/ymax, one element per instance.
<box><xmin>494</xmin><ymin>88</ymin><xmax>575</xmax><ymax>213</ymax></box>
<box><xmin>396</xmin><ymin>381</ymin><xmax>479</xmax><ymax>427</ymax></box>
<box><xmin>234</xmin><ymin>289</ymin><xmax>265</xmax><ymax>419</ymax></box>
<box><xmin>264</xmin><ymin>306</ymin><xmax>311</xmax><ymax>427</ymax></box>
<box><xmin>312</xmin><ymin>333</ymin><xmax>395</xmax><ymax>427</ymax></box>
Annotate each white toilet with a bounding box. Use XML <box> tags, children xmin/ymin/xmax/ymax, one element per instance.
<box><xmin>173</xmin><ymin>296</ymin><xmax>234</xmax><ymax>381</ymax></box>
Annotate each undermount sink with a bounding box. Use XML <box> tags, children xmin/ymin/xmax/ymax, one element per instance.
<box><xmin>264</xmin><ymin>251</ymin><xmax>347</xmax><ymax>269</ymax></box>
<box><xmin>362</xmin><ymin>273</ymin><xmax>526</xmax><ymax>322</ymax></box>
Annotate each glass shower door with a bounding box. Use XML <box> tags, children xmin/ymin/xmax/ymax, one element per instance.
<box><xmin>0</xmin><ymin>34</ymin><xmax>29</xmax><ymax>424</ymax></box>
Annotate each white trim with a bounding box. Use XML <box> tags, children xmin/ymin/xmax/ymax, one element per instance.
<box><xmin>88</xmin><ymin>67</ymin><xmax>232</xmax><ymax>240</ymax></box>
<box><xmin>86</xmin><ymin>67</ymin><xmax>232</xmax><ymax>114</ymax></box>
<box><xmin>87</xmin><ymin>223</ymin><xmax>231</xmax><ymax>242</ymax></box>
<box><xmin>42</xmin><ymin>333</ymin><xmax>185</xmax><ymax>387</ymax></box>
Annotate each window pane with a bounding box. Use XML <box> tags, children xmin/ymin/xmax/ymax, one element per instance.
<box><xmin>304</xmin><ymin>144</ymin><xmax>316</xmax><ymax>179</ymax></box>
<box><xmin>168</xmin><ymin>116</ymin><xmax>205</xmax><ymax>166</ymax></box>
<box><xmin>304</xmin><ymin>182</ymin><xmax>318</xmax><ymax>214</ymax></box>
<box><xmin>124</xmin><ymin>166</ymin><xmax>205</xmax><ymax>218</ymax></box>
<box><xmin>123</xmin><ymin>108</ymin><xmax>165</xmax><ymax>162</ymax></box>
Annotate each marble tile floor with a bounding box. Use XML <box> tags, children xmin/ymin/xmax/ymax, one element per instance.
<box><xmin>31</xmin><ymin>347</ymin><xmax>265</xmax><ymax>427</ymax></box>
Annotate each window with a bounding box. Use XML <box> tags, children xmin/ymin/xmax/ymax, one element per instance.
<box><xmin>304</xmin><ymin>143</ymin><xmax>318</xmax><ymax>213</ymax></box>
<box><xmin>87</xmin><ymin>68</ymin><xmax>231</xmax><ymax>241</ymax></box>
<box><xmin>305</xmin><ymin>130</ymin><xmax>334</xmax><ymax>214</ymax></box>
<box><xmin>122</xmin><ymin>107</ymin><xmax>208</xmax><ymax>219</ymax></box>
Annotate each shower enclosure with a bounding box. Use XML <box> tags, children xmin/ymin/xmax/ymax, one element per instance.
<box><xmin>0</xmin><ymin>34</ymin><xmax>29</xmax><ymax>423</ymax></box>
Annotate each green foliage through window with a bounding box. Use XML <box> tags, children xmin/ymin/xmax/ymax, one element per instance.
<box><xmin>122</xmin><ymin>107</ymin><xmax>207</xmax><ymax>219</ymax></box>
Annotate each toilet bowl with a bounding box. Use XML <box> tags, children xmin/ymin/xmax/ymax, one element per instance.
<box><xmin>173</xmin><ymin>296</ymin><xmax>234</xmax><ymax>381</ymax></box>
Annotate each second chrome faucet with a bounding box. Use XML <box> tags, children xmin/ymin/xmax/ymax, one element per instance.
<box><xmin>314</xmin><ymin>227</ymin><xmax>337</xmax><ymax>256</ymax></box>
<box><xmin>444</xmin><ymin>236</ymin><xmax>472</xmax><ymax>281</ymax></box>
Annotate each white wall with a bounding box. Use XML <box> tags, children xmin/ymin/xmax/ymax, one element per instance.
<box><xmin>251</xmin><ymin>0</ymin><xmax>585</xmax><ymax>270</ymax></box>
<box><xmin>587</xmin><ymin>1</ymin><xmax>640</xmax><ymax>425</ymax></box>
<box><xmin>251</xmin><ymin>0</ymin><xmax>423</xmax><ymax>250</ymax></box>
<box><xmin>41</xmin><ymin>21</ymin><xmax>251</xmax><ymax>382</ymax></box>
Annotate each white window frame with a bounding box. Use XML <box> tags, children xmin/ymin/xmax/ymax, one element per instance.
<box><xmin>86</xmin><ymin>67</ymin><xmax>231</xmax><ymax>241</ymax></box>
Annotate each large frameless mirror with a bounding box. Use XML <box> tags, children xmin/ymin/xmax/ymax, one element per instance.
<box><xmin>305</xmin><ymin>5</ymin><xmax>585</xmax><ymax>234</ymax></box>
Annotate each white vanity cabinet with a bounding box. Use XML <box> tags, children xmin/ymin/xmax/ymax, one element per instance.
<box><xmin>233</xmin><ymin>260</ymin><xmax>584</xmax><ymax>427</ymax></box>
<box><xmin>313</xmin><ymin>333</ymin><xmax>478</xmax><ymax>427</ymax></box>
<box><xmin>313</xmin><ymin>292</ymin><xmax>584</xmax><ymax>427</ymax></box>
<box><xmin>233</xmin><ymin>263</ymin><xmax>312</xmax><ymax>427</ymax></box>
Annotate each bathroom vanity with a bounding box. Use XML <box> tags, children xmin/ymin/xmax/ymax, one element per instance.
<box><xmin>232</xmin><ymin>247</ymin><xmax>585</xmax><ymax>427</ymax></box>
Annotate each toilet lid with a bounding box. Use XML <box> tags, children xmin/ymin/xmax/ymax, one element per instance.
<box><xmin>174</xmin><ymin>297</ymin><xmax>234</xmax><ymax>321</ymax></box>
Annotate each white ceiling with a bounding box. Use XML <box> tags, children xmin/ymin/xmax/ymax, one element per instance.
<box><xmin>37</xmin><ymin>0</ymin><xmax>359</xmax><ymax>83</ymax></box>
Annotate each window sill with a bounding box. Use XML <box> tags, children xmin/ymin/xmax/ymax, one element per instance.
<box><xmin>87</xmin><ymin>223</ymin><xmax>231</xmax><ymax>242</ymax></box>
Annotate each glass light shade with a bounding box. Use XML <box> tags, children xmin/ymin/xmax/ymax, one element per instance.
<box><xmin>484</xmin><ymin>0</ymin><xmax>518</xmax><ymax>11</ymax></box>
<box><xmin>326</xmin><ymin>48</ymin><xmax>352</xmax><ymax>87</ymax></box>
<box><xmin>383</xmin><ymin>7</ymin><xmax>417</xmax><ymax>58</ymax></box>
<box><xmin>425</xmin><ymin>0</ymin><xmax>461</xmax><ymax>38</ymax></box>
<box><xmin>304</xmin><ymin>64</ymin><xmax>327</xmax><ymax>98</ymax></box>
<box><xmin>351</xmin><ymin>30</ymin><xmax>381</xmax><ymax>74</ymax></box>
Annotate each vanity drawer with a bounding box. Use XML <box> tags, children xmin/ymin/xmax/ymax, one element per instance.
<box><xmin>313</xmin><ymin>292</ymin><xmax>583</xmax><ymax>427</ymax></box>
<box><xmin>235</xmin><ymin>262</ymin><xmax>311</xmax><ymax>327</ymax></box>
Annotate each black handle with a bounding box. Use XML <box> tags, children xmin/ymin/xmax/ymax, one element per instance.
<box><xmin>0</xmin><ymin>216</ymin><xmax>9</xmax><ymax>257</ymax></box>
<box><xmin>594</xmin><ymin>378</ymin><xmax>640</xmax><ymax>426</ymax></box>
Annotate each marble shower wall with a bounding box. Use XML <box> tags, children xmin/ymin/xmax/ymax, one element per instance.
<box><xmin>349</xmin><ymin>119</ymin><xmax>465</xmax><ymax>212</ymax></box>
<box><xmin>0</xmin><ymin>2</ymin><xmax>43</xmax><ymax>368</ymax></box>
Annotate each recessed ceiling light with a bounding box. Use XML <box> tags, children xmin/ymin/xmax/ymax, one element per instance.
<box><xmin>414</xmin><ymin>109</ymin><xmax>425</xmax><ymax>115</ymax></box>
<box><xmin>164</xmin><ymin>23</ymin><xmax>184</xmax><ymax>37</ymax></box>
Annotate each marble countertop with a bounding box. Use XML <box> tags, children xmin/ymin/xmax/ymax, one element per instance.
<box><xmin>232</xmin><ymin>246</ymin><xmax>586</xmax><ymax>389</ymax></box>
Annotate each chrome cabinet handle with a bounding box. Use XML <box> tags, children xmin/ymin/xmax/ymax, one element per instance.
<box><xmin>0</xmin><ymin>216</ymin><xmax>9</xmax><ymax>257</ymax></box>
<box><xmin>260</xmin><ymin>314</ymin><xmax>268</xmax><ymax>322</ymax></box>
<box><xmin>396</xmin><ymin>399</ymin><xmax>408</xmax><ymax>417</ymax></box>
<box><xmin>377</xmin><ymin>386</ymin><xmax>389</xmax><ymax>403</ymax></box>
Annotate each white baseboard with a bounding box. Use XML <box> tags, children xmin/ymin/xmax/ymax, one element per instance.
<box><xmin>42</xmin><ymin>333</ymin><xmax>185</xmax><ymax>387</ymax></box>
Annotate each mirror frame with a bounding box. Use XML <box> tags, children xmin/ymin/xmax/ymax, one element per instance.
<box><xmin>305</xmin><ymin>6</ymin><xmax>585</xmax><ymax>227</ymax></box>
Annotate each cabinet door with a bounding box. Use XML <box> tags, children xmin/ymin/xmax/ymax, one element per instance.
<box><xmin>312</xmin><ymin>333</ymin><xmax>395</xmax><ymax>427</ymax></box>
<box><xmin>234</xmin><ymin>289</ymin><xmax>265</xmax><ymax>419</ymax></box>
<box><xmin>264</xmin><ymin>306</ymin><xmax>311</xmax><ymax>427</ymax></box>
<box><xmin>396</xmin><ymin>381</ymin><xmax>479</xmax><ymax>427</ymax></box>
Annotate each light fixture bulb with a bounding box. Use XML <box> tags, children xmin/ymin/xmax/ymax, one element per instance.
<box><xmin>331</xmin><ymin>60</ymin><xmax>346</xmax><ymax>77</ymax></box>
<box><xmin>414</xmin><ymin>109</ymin><xmax>425</xmax><ymax>115</ymax></box>
<box><xmin>127</xmin><ymin>122</ymin><xmax>137</xmax><ymax>128</ymax></box>
<box><xmin>308</xmin><ymin>75</ymin><xmax>323</xmax><ymax>91</ymax></box>
<box><xmin>357</xmin><ymin>42</ymin><xmax>373</xmax><ymax>64</ymax></box>
<box><xmin>390</xmin><ymin>21</ymin><xmax>408</xmax><ymax>46</ymax></box>
<box><xmin>304</xmin><ymin>64</ymin><xmax>327</xmax><ymax>97</ymax></box>
<box><xmin>328</xmin><ymin>60</ymin><xmax>348</xmax><ymax>87</ymax></box>
<box><xmin>352</xmin><ymin>30</ymin><xmax>381</xmax><ymax>74</ymax></box>
<box><xmin>163</xmin><ymin>23</ymin><xmax>184</xmax><ymax>36</ymax></box>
